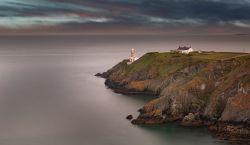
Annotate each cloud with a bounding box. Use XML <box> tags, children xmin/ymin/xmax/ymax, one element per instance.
<box><xmin>0</xmin><ymin>0</ymin><xmax>103</xmax><ymax>15</ymax></box>
<box><xmin>1</xmin><ymin>0</ymin><xmax>250</xmax><ymax>31</ymax></box>
<box><xmin>147</xmin><ymin>16</ymin><xmax>204</xmax><ymax>26</ymax></box>
<box><xmin>0</xmin><ymin>14</ymin><xmax>111</xmax><ymax>29</ymax></box>
<box><xmin>231</xmin><ymin>21</ymin><xmax>250</xmax><ymax>28</ymax></box>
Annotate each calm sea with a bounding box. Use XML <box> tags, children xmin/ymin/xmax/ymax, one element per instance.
<box><xmin>0</xmin><ymin>35</ymin><xmax>248</xmax><ymax>145</ymax></box>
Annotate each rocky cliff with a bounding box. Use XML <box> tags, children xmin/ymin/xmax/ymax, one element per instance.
<box><xmin>97</xmin><ymin>52</ymin><xmax>250</xmax><ymax>139</ymax></box>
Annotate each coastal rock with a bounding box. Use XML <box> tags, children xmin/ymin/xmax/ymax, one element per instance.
<box><xmin>131</xmin><ymin>115</ymin><xmax>165</xmax><ymax>125</ymax></box>
<box><xmin>220</xmin><ymin>92</ymin><xmax>250</xmax><ymax>123</ymax></box>
<box><xmin>183</xmin><ymin>113</ymin><xmax>195</xmax><ymax>121</ymax></box>
<box><xmin>95</xmin><ymin>73</ymin><xmax>102</xmax><ymax>77</ymax></box>
<box><xmin>126</xmin><ymin>115</ymin><xmax>133</xmax><ymax>120</ymax></box>
<box><xmin>209</xmin><ymin>122</ymin><xmax>250</xmax><ymax>139</ymax></box>
<box><xmin>98</xmin><ymin>52</ymin><xmax>250</xmax><ymax>138</ymax></box>
<box><xmin>94</xmin><ymin>72</ymin><xmax>110</xmax><ymax>78</ymax></box>
<box><xmin>181</xmin><ymin>113</ymin><xmax>202</xmax><ymax>127</ymax></box>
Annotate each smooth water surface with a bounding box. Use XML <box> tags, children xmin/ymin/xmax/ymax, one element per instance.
<box><xmin>0</xmin><ymin>35</ymin><xmax>249</xmax><ymax>145</ymax></box>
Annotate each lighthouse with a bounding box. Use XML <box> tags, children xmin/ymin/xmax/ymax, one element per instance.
<box><xmin>128</xmin><ymin>48</ymin><xmax>138</xmax><ymax>64</ymax></box>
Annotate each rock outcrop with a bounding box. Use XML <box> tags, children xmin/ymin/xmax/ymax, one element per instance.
<box><xmin>126</xmin><ymin>115</ymin><xmax>133</xmax><ymax>120</ymax></box>
<box><xmin>97</xmin><ymin>52</ymin><xmax>250</xmax><ymax>139</ymax></box>
<box><xmin>181</xmin><ymin>113</ymin><xmax>202</xmax><ymax>127</ymax></box>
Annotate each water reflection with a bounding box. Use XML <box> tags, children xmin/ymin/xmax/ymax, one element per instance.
<box><xmin>138</xmin><ymin>124</ymin><xmax>228</xmax><ymax>145</ymax></box>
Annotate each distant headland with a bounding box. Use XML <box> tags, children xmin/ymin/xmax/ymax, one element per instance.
<box><xmin>96</xmin><ymin>48</ymin><xmax>250</xmax><ymax>140</ymax></box>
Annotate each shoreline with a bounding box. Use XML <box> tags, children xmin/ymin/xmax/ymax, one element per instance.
<box><xmin>97</xmin><ymin>77</ymin><xmax>250</xmax><ymax>141</ymax></box>
<box><xmin>95</xmin><ymin>52</ymin><xmax>250</xmax><ymax>141</ymax></box>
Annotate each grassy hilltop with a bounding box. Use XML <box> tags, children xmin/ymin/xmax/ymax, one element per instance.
<box><xmin>125</xmin><ymin>52</ymin><xmax>248</xmax><ymax>78</ymax></box>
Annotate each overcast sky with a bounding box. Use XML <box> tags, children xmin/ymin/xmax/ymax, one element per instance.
<box><xmin>1</xmin><ymin>0</ymin><xmax>250</xmax><ymax>34</ymax></box>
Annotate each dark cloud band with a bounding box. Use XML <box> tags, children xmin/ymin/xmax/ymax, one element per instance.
<box><xmin>0</xmin><ymin>0</ymin><xmax>250</xmax><ymax>30</ymax></box>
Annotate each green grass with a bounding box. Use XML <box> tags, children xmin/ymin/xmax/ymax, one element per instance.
<box><xmin>123</xmin><ymin>52</ymin><xmax>249</xmax><ymax>79</ymax></box>
<box><xmin>189</xmin><ymin>52</ymin><xmax>246</xmax><ymax>60</ymax></box>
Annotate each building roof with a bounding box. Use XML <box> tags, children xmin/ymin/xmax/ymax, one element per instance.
<box><xmin>177</xmin><ymin>46</ymin><xmax>192</xmax><ymax>50</ymax></box>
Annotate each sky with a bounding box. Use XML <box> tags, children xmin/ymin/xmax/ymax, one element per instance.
<box><xmin>1</xmin><ymin>0</ymin><xmax>250</xmax><ymax>35</ymax></box>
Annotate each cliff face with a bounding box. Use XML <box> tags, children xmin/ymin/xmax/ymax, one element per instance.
<box><xmin>98</xmin><ymin>52</ymin><xmax>250</xmax><ymax>139</ymax></box>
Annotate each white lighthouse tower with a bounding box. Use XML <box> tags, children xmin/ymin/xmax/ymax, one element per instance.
<box><xmin>128</xmin><ymin>48</ymin><xmax>138</xmax><ymax>64</ymax></box>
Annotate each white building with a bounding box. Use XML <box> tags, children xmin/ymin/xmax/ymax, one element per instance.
<box><xmin>128</xmin><ymin>48</ymin><xmax>138</xmax><ymax>64</ymax></box>
<box><xmin>177</xmin><ymin>46</ymin><xmax>194</xmax><ymax>54</ymax></box>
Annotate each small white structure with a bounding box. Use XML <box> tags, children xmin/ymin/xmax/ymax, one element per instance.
<box><xmin>177</xmin><ymin>46</ymin><xmax>194</xmax><ymax>54</ymax></box>
<box><xmin>128</xmin><ymin>48</ymin><xmax>138</xmax><ymax>64</ymax></box>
